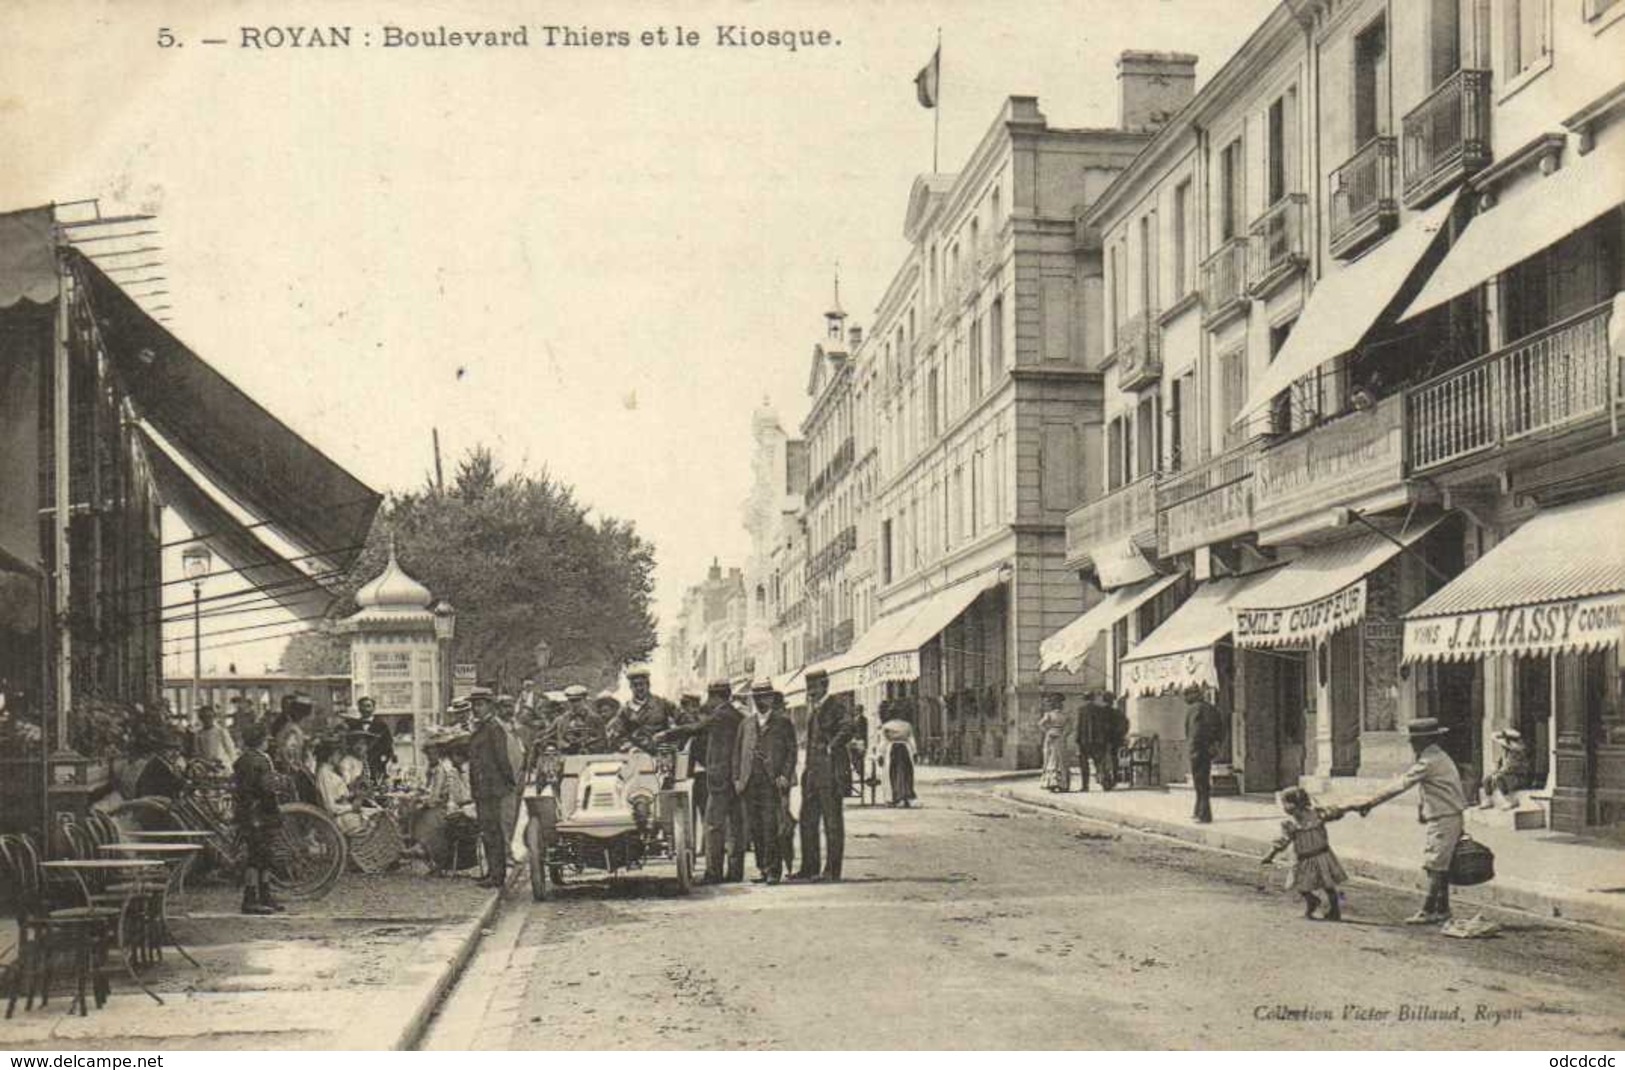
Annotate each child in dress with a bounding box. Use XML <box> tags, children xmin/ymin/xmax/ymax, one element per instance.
<box><xmin>1261</xmin><ymin>786</ymin><xmax>1349</xmax><ymax>921</ymax></box>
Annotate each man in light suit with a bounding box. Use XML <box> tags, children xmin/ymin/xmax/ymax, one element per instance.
<box><xmin>734</xmin><ymin>679</ymin><xmax>797</xmax><ymax>885</ymax></box>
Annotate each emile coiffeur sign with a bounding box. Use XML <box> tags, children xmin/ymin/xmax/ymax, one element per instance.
<box><xmin>1404</xmin><ymin>593</ymin><xmax>1625</xmax><ymax>663</ymax></box>
<box><xmin>1232</xmin><ymin>580</ymin><xmax>1367</xmax><ymax>648</ymax></box>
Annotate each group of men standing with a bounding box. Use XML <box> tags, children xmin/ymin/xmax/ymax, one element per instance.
<box><xmin>658</xmin><ymin>668</ymin><xmax>854</xmax><ymax>885</ymax></box>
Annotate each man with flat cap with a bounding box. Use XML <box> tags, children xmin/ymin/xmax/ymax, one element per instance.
<box><xmin>553</xmin><ymin>684</ymin><xmax>608</xmax><ymax>754</ymax></box>
<box><xmin>793</xmin><ymin>669</ymin><xmax>852</xmax><ymax>881</ymax></box>
<box><xmin>735</xmin><ymin>679</ymin><xmax>797</xmax><ymax>884</ymax></box>
<box><xmin>658</xmin><ymin>679</ymin><xmax>746</xmax><ymax>883</ymax></box>
<box><xmin>608</xmin><ymin>664</ymin><xmax>677</xmax><ymax>752</ymax></box>
<box><xmin>467</xmin><ymin>690</ymin><xmax>517</xmax><ymax>887</ymax></box>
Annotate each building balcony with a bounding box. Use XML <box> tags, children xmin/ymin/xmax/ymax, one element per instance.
<box><xmin>1113</xmin><ymin>310</ymin><xmax>1162</xmax><ymax>392</ymax></box>
<box><xmin>1247</xmin><ymin>194</ymin><xmax>1308</xmax><ymax>299</ymax></box>
<box><xmin>805</xmin><ymin>437</ymin><xmax>855</xmax><ymax>506</ymax></box>
<box><xmin>1328</xmin><ymin>136</ymin><xmax>1398</xmax><ymax>260</ymax></box>
<box><xmin>1201</xmin><ymin>237</ymin><xmax>1251</xmax><ymax>327</ymax></box>
<box><xmin>806</xmin><ymin>618</ymin><xmax>856</xmax><ymax>663</ymax></box>
<box><xmin>1401</xmin><ymin>69</ymin><xmax>1492</xmax><ymax>210</ymax></box>
<box><xmin>1155</xmin><ymin>440</ymin><xmax>1263</xmax><ymax>557</ymax></box>
<box><xmin>1407</xmin><ymin>301</ymin><xmax>1617</xmax><ymax>472</ymax></box>
<box><xmin>1064</xmin><ymin>473</ymin><xmax>1160</xmax><ymax>568</ymax></box>
<box><xmin>807</xmin><ymin>524</ymin><xmax>858</xmax><ymax>581</ymax></box>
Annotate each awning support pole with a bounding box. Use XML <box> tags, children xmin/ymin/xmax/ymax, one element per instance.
<box><xmin>1346</xmin><ymin>509</ymin><xmax>1451</xmax><ymax>585</ymax></box>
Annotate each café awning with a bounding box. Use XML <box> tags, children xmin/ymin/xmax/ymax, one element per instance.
<box><xmin>1230</xmin><ymin>519</ymin><xmax>1442</xmax><ymax>648</ymax></box>
<box><xmin>73</xmin><ymin>252</ymin><xmax>381</xmax><ymax>575</ymax></box>
<box><xmin>1040</xmin><ymin>571</ymin><xmax>1184</xmax><ymax>674</ymax></box>
<box><xmin>1118</xmin><ymin>569</ymin><xmax>1281</xmax><ymax>696</ymax></box>
<box><xmin>1237</xmin><ymin>193</ymin><xmax>1457</xmax><ymax>421</ymax></box>
<box><xmin>1403</xmin><ymin>490</ymin><xmax>1625</xmax><ymax>663</ymax></box>
<box><xmin>1401</xmin><ymin>134</ymin><xmax>1625</xmax><ymax>323</ymax></box>
<box><xmin>142</xmin><ymin>427</ymin><xmax>339</xmax><ymax>623</ymax></box>
<box><xmin>860</xmin><ymin>571</ymin><xmax>1004</xmax><ymax>685</ymax></box>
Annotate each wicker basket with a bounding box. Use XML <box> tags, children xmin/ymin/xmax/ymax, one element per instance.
<box><xmin>348</xmin><ymin>811</ymin><xmax>405</xmax><ymax>874</ymax></box>
<box><xmin>1448</xmin><ymin>833</ymin><xmax>1495</xmax><ymax>886</ymax></box>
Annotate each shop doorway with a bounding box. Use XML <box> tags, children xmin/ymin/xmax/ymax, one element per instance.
<box><xmin>1275</xmin><ymin>650</ymin><xmax>1310</xmax><ymax>788</ymax></box>
<box><xmin>1514</xmin><ymin>656</ymin><xmax>1552</xmax><ymax>788</ymax></box>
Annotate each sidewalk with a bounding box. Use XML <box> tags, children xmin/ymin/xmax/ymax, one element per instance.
<box><xmin>973</xmin><ymin>772</ymin><xmax>1625</xmax><ymax>932</ymax></box>
<box><xmin>1</xmin><ymin>872</ymin><xmax>500</xmax><ymax>1049</ymax></box>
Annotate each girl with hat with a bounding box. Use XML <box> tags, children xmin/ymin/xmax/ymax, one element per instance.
<box><xmin>1481</xmin><ymin>728</ymin><xmax>1530</xmax><ymax>810</ymax></box>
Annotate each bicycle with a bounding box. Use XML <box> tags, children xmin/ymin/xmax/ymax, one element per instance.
<box><xmin>109</xmin><ymin>759</ymin><xmax>347</xmax><ymax>900</ymax></box>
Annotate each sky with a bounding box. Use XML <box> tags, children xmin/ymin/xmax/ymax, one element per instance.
<box><xmin>3</xmin><ymin>0</ymin><xmax>1276</xmax><ymax>683</ymax></box>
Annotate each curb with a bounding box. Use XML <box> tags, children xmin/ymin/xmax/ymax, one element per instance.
<box><xmin>990</xmin><ymin>786</ymin><xmax>1625</xmax><ymax>934</ymax></box>
<box><xmin>386</xmin><ymin>888</ymin><xmax>504</xmax><ymax>1050</ymax></box>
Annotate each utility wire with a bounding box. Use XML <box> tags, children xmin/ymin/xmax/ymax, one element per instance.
<box><xmin>157</xmin><ymin>492</ymin><xmax>382</xmax><ymax>549</ymax></box>
<box><xmin>163</xmin><ymin>611</ymin><xmax>333</xmax><ymax>645</ymax></box>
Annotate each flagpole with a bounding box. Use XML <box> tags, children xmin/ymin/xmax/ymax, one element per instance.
<box><xmin>932</xmin><ymin>28</ymin><xmax>942</xmax><ymax>173</ymax></box>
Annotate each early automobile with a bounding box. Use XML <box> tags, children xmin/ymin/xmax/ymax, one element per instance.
<box><xmin>521</xmin><ymin>744</ymin><xmax>697</xmax><ymax>900</ymax></box>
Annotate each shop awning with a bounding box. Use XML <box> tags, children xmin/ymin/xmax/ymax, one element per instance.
<box><xmin>1088</xmin><ymin>537</ymin><xmax>1159</xmax><ymax>589</ymax></box>
<box><xmin>1403</xmin><ymin>490</ymin><xmax>1625</xmax><ymax>663</ymax></box>
<box><xmin>0</xmin><ymin>207</ymin><xmax>58</xmax><ymax>312</ymax></box>
<box><xmin>142</xmin><ymin>427</ymin><xmax>339</xmax><ymax>623</ymax></box>
<box><xmin>1230</xmin><ymin>519</ymin><xmax>1442</xmax><ymax>648</ymax></box>
<box><xmin>861</xmin><ymin>571</ymin><xmax>1004</xmax><ymax>685</ymax></box>
<box><xmin>73</xmin><ymin>252</ymin><xmax>381</xmax><ymax>575</ymax></box>
<box><xmin>1237</xmin><ymin>193</ymin><xmax>1458</xmax><ymax>421</ymax></box>
<box><xmin>1118</xmin><ymin>569</ymin><xmax>1281</xmax><ymax>696</ymax></box>
<box><xmin>776</xmin><ymin>668</ymin><xmax>806</xmax><ymax>704</ymax></box>
<box><xmin>1040</xmin><ymin>571</ymin><xmax>1184</xmax><ymax>673</ymax></box>
<box><xmin>1401</xmin><ymin>134</ymin><xmax>1625</xmax><ymax>323</ymax></box>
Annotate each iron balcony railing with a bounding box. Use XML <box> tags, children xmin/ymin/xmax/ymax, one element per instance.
<box><xmin>1201</xmin><ymin>237</ymin><xmax>1250</xmax><ymax>325</ymax></box>
<box><xmin>1329</xmin><ymin>136</ymin><xmax>1398</xmax><ymax>258</ymax></box>
<box><xmin>807</xmin><ymin>524</ymin><xmax>858</xmax><ymax>580</ymax></box>
<box><xmin>805</xmin><ymin>437</ymin><xmax>855</xmax><ymax>506</ymax></box>
<box><xmin>1064</xmin><ymin>473</ymin><xmax>1159</xmax><ymax>564</ymax></box>
<box><xmin>1247</xmin><ymin>194</ymin><xmax>1308</xmax><ymax>296</ymax></box>
<box><xmin>1114</xmin><ymin>309</ymin><xmax>1162</xmax><ymax>391</ymax></box>
<box><xmin>1408</xmin><ymin>302</ymin><xmax>1617</xmax><ymax>471</ymax></box>
<box><xmin>1402</xmin><ymin>69</ymin><xmax>1492</xmax><ymax>208</ymax></box>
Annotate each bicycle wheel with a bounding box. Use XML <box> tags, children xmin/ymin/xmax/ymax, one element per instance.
<box><xmin>267</xmin><ymin>803</ymin><xmax>347</xmax><ymax>900</ymax></box>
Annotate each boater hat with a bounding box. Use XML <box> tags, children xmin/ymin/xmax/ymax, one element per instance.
<box><xmin>564</xmin><ymin>684</ymin><xmax>589</xmax><ymax>700</ymax></box>
<box><xmin>1403</xmin><ymin>717</ymin><xmax>1450</xmax><ymax>739</ymax></box>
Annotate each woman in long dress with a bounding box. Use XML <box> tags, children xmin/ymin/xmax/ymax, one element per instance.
<box><xmin>1038</xmin><ymin>694</ymin><xmax>1071</xmax><ymax>792</ymax></box>
<box><xmin>872</xmin><ymin>712</ymin><xmax>919</xmax><ymax>807</ymax></box>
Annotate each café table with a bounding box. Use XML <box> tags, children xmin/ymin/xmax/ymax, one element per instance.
<box><xmin>39</xmin><ymin>859</ymin><xmax>167</xmax><ymax>1006</ymax></box>
<box><xmin>97</xmin><ymin>843</ymin><xmax>205</xmax><ymax>968</ymax></box>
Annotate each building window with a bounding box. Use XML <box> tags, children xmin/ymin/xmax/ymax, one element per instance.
<box><xmin>1266</xmin><ymin>89</ymin><xmax>1298</xmax><ymax>204</ymax></box>
<box><xmin>1503</xmin><ymin>0</ymin><xmax>1549</xmax><ymax>77</ymax></box>
<box><xmin>969</xmin><ymin>314</ymin><xmax>984</xmax><ymax>398</ymax></box>
<box><xmin>1173</xmin><ymin>180</ymin><xmax>1192</xmax><ymax>297</ymax></box>
<box><xmin>1354</xmin><ymin>15</ymin><xmax>1389</xmax><ymax>147</ymax></box>
<box><xmin>1134</xmin><ymin>393</ymin><xmax>1160</xmax><ymax>478</ymax></box>
<box><xmin>1138</xmin><ymin>213</ymin><xmax>1157</xmax><ymax>314</ymax></box>
<box><xmin>988</xmin><ymin>297</ymin><xmax>1004</xmax><ymax>379</ymax></box>
<box><xmin>1429</xmin><ymin>0</ymin><xmax>1463</xmax><ymax>86</ymax></box>
<box><xmin>990</xmin><ymin>184</ymin><xmax>1002</xmax><ymax>233</ymax></box>
<box><xmin>1170</xmin><ymin>371</ymin><xmax>1197</xmax><ymax>471</ymax></box>
<box><xmin>970</xmin><ymin>454</ymin><xmax>980</xmax><ymax>536</ymax></box>
<box><xmin>1219</xmin><ymin>139</ymin><xmax>1244</xmax><ymax>241</ymax></box>
<box><xmin>927</xmin><ymin>367</ymin><xmax>941</xmax><ymax>438</ymax></box>
<box><xmin>1219</xmin><ymin>346</ymin><xmax>1249</xmax><ymax>449</ymax></box>
<box><xmin>1106</xmin><ymin>415</ymin><xmax>1127</xmax><ymax>491</ymax></box>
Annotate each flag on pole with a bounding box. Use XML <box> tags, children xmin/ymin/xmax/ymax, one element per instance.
<box><xmin>914</xmin><ymin>46</ymin><xmax>940</xmax><ymax>109</ymax></box>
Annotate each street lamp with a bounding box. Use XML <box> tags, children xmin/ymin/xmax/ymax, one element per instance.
<box><xmin>181</xmin><ymin>544</ymin><xmax>212</xmax><ymax>721</ymax></box>
<box><xmin>431</xmin><ymin>599</ymin><xmax>456</xmax><ymax>721</ymax></box>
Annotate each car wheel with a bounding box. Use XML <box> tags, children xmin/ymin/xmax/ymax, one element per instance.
<box><xmin>527</xmin><ymin>820</ymin><xmax>550</xmax><ymax>902</ymax></box>
<box><xmin>672</xmin><ymin>808</ymin><xmax>694</xmax><ymax>896</ymax></box>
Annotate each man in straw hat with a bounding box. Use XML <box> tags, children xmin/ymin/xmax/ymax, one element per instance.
<box><xmin>735</xmin><ymin>678</ymin><xmax>797</xmax><ymax>884</ymax></box>
<box><xmin>1350</xmin><ymin>717</ymin><xmax>1468</xmax><ymax>924</ymax></box>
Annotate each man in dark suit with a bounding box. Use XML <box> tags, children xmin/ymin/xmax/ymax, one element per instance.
<box><xmin>1076</xmin><ymin>691</ymin><xmax>1118</xmax><ymax>792</ymax></box>
<box><xmin>1183</xmin><ymin>683</ymin><xmax>1226</xmax><ymax>824</ymax></box>
<box><xmin>734</xmin><ymin>679</ymin><xmax>797</xmax><ymax>884</ymax></box>
<box><xmin>659</xmin><ymin>679</ymin><xmax>746</xmax><ymax>883</ymax></box>
<box><xmin>794</xmin><ymin>670</ymin><xmax>852</xmax><ymax>881</ymax></box>
<box><xmin>468</xmin><ymin>698</ymin><xmax>518</xmax><ymax>887</ymax></box>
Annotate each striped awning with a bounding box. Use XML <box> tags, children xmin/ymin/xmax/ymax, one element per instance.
<box><xmin>1118</xmin><ymin>569</ymin><xmax>1282</xmax><ymax>696</ymax></box>
<box><xmin>1039</xmin><ymin>572</ymin><xmax>1183</xmax><ymax>673</ymax></box>
<box><xmin>1403</xmin><ymin>490</ymin><xmax>1625</xmax><ymax>663</ymax></box>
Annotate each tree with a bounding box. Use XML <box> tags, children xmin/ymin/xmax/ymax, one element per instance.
<box><xmin>278</xmin><ymin>629</ymin><xmax>349</xmax><ymax>676</ymax></box>
<box><xmin>286</xmin><ymin>446</ymin><xmax>659</xmax><ymax>688</ymax></box>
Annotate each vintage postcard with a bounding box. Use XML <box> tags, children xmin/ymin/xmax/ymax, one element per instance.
<box><xmin>1</xmin><ymin>0</ymin><xmax>1623</xmax><ymax>1055</ymax></box>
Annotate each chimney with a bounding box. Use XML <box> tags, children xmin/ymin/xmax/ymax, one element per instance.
<box><xmin>1117</xmin><ymin>51</ymin><xmax>1197</xmax><ymax>133</ymax></box>
<box><xmin>848</xmin><ymin>325</ymin><xmax>863</xmax><ymax>348</ymax></box>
